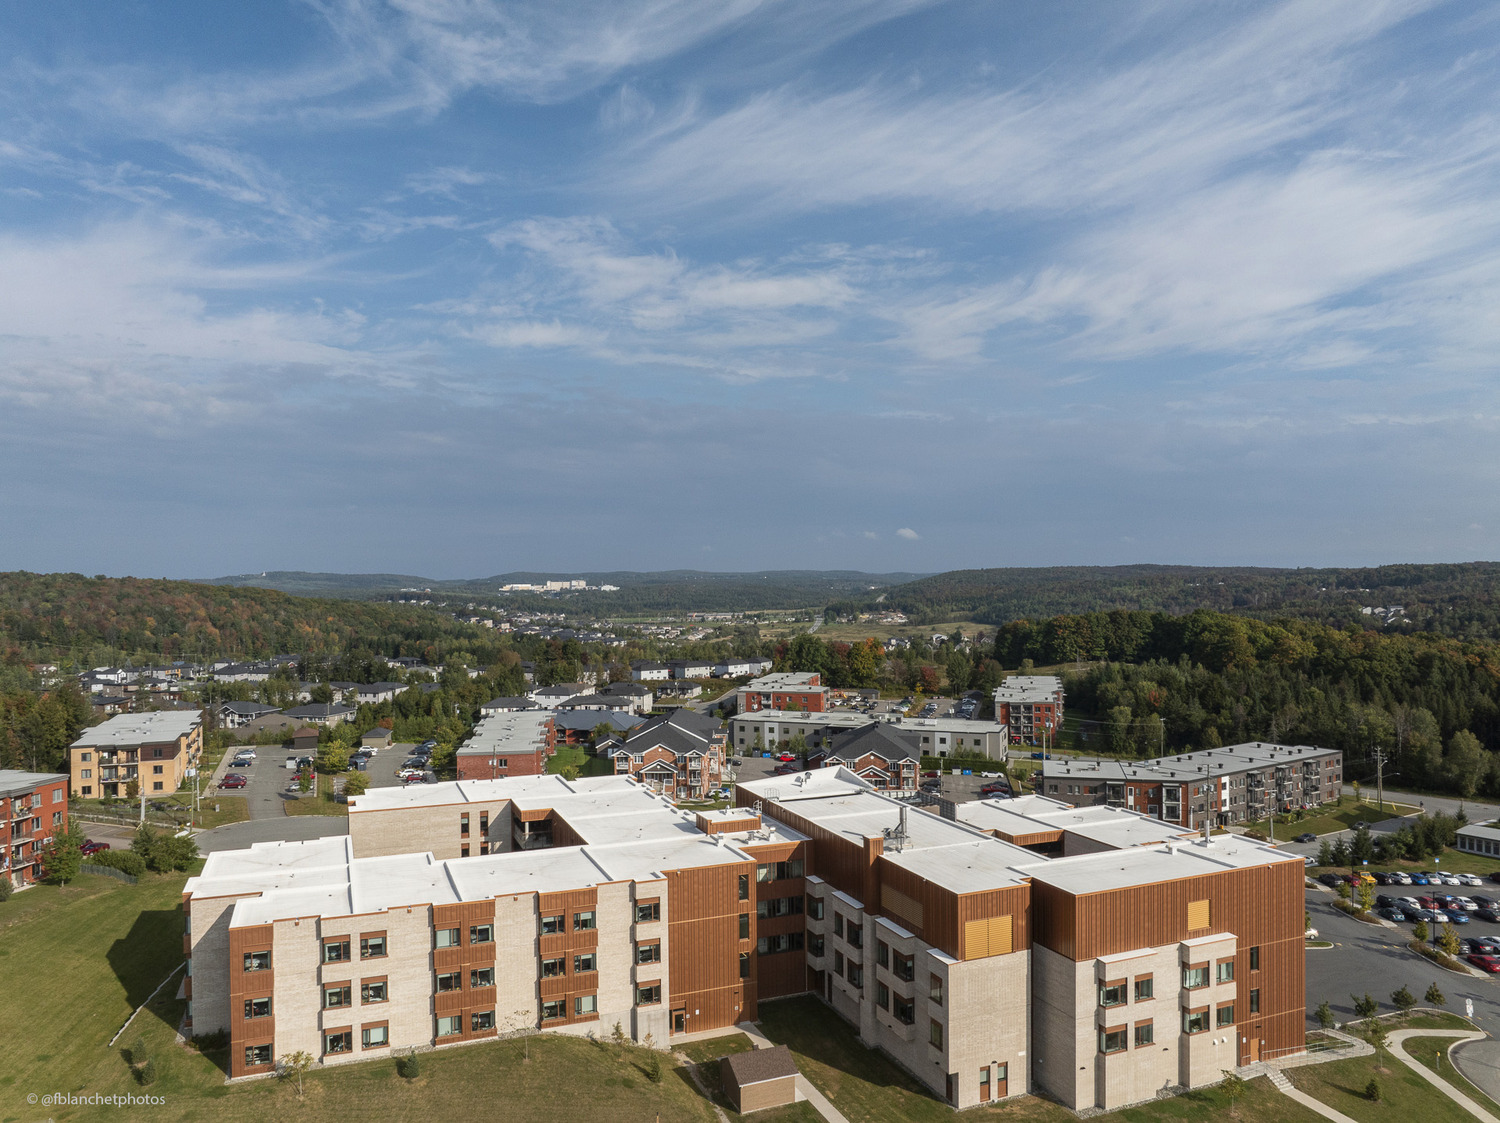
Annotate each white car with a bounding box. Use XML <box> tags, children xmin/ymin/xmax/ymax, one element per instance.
<box><xmin>1389</xmin><ymin>872</ymin><xmax>1412</xmax><ymax>885</ymax></box>
<box><xmin>1437</xmin><ymin>873</ymin><xmax>1462</xmax><ymax>886</ymax></box>
<box><xmin>1451</xmin><ymin>897</ymin><xmax>1480</xmax><ymax>911</ymax></box>
<box><xmin>1396</xmin><ymin>897</ymin><xmax>1422</xmax><ymax>909</ymax></box>
<box><xmin>1459</xmin><ymin>873</ymin><xmax>1485</xmax><ymax>887</ymax></box>
<box><xmin>398</xmin><ymin>767</ymin><xmax>425</xmax><ymax>779</ymax></box>
<box><xmin>234</xmin><ymin>748</ymin><xmax>257</xmax><ymax>759</ymax></box>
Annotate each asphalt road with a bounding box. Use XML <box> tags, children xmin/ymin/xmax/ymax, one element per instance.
<box><xmin>1305</xmin><ymin>881</ymin><xmax>1500</xmax><ymax>1100</ymax></box>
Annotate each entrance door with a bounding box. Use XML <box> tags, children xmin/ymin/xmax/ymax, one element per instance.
<box><xmin>994</xmin><ymin>1063</ymin><xmax>1008</xmax><ymax>1098</ymax></box>
<box><xmin>1247</xmin><ymin>1038</ymin><xmax>1260</xmax><ymax>1063</ymax></box>
<box><xmin>672</xmin><ymin>1009</ymin><xmax>686</xmax><ymax>1034</ymax></box>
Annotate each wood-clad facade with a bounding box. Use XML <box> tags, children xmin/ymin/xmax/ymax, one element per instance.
<box><xmin>665</xmin><ymin>863</ymin><xmax>755</xmax><ymax>1034</ymax></box>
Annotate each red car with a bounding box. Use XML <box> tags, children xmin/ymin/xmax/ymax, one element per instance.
<box><xmin>220</xmin><ymin>774</ymin><xmax>248</xmax><ymax>789</ymax></box>
<box><xmin>1467</xmin><ymin>954</ymin><xmax>1500</xmax><ymax>973</ymax></box>
<box><xmin>773</xmin><ymin>764</ymin><xmax>799</xmax><ymax>775</ymax></box>
<box><xmin>777</xmin><ymin>753</ymin><xmax>796</xmax><ymax>762</ymax></box>
<box><xmin>81</xmin><ymin>840</ymin><xmax>110</xmax><ymax>856</ymax></box>
<box><xmin>980</xmin><ymin>783</ymin><xmax>1010</xmax><ymax>797</ymax></box>
<box><xmin>403</xmin><ymin>774</ymin><xmax>429</xmax><ymax>785</ymax></box>
<box><xmin>922</xmin><ymin>770</ymin><xmax>940</xmax><ymax>779</ymax></box>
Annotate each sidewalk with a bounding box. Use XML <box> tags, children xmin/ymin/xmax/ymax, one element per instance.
<box><xmin>1389</xmin><ymin>1029</ymin><xmax>1500</xmax><ymax>1123</ymax></box>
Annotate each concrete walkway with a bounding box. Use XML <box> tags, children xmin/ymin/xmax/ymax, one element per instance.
<box><xmin>1389</xmin><ymin>1029</ymin><xmax>1500</xmax><ymax>1123</ymax></box>
<box><xmin>736</xmin><ymin>1021</ymin><xmax>852</xmax><ymax>1123</ymax></box>
<box><xmin>1264</xmin><ymin>1068</ymin><xmax>1364</xmax><ymax>1123</ymax></box>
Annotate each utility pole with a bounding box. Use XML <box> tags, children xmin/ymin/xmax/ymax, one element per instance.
<box><xmin>1374</xmin><ymin>746</ymin><xmax>1385</xmax><ymax>819</ymax></box>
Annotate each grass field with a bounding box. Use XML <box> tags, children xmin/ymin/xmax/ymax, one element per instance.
<box><xmin>283</xmin><ymin>793</ymin><xmax>348</xmax><ymax>817</ymax></box>
<box><xmin>672</xmin><ymin>1033</ymin><xmax>819</xmax><ymax>1122</ymax></box>
<box><xmin>755</xmin><ymin>996</ymin><xmax>1320</xmax><ymax>1123</ymax></box>
<box><xmin>545</xmin><ymin>745</ymin><xmax>615</xmax><ymax>778</ymax></box>
<box><xmin>1243</xmin><ymin>800</ymin><xmax>1417</xmax><ymax>839</ymax></box>
<box><xmin>1288</xmin><ymin>1034</ymin><xmax>1485</xmax><ymax>1123</ymax></box>
<box><xmin>1398</xmin><ymin>1034</ymin><xmax>1500</xmax><ymax>1116</ymax></box>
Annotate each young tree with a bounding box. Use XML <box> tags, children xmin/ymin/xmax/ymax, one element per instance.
<box><xmin>41</xmin><ymin>822</ymin><xmax>85</xmax><ymax>885</ymax></box>
<box><xmin>1351</xmin><ymin>993</ymin><xmax>1378</xmax><ymax>1019</ymax></box>
<box><xmin>1357</xmin><ymin>882</ymin><xmax>1375</xmax><ymax>914</ymax></box>
<box><xmin>1425</xmin><ymin>982</ymin><xmax>1447</xmax><ymax>1008</ymax></box>
<box><xmin>1351</xmin><ymin>825</ymin><xmax>1375</xmax><ymax>865</ymax></box>
<box><xmin>1317</xmin><ymin>839</ymin><xmax>1333</xmax><ymax>867</ymax></box>
<box><xmin>1365</xmin><ymin>1077</ymin><xmax>1382</xmax><ymax>1102</ymax></box>
<box><xmin>1413</xmin><ymin>919</ymin><xmax>1429</xmax><ymax>943</ymax></box>
<box><xmin>342</xmin><ymin>772</ymin><xmax>369</xmax><ymax>797</ymax></box>
<box><xmin>1315</xmin><ymin>1000</ymin><xmax>1335</xmax><ymax>1029</ymax></box>
<box><xmin>1391</xmin><ymin>985</ymin><xmax>1417</xmax><ymax>1019</ymax></box>
<box><xmin>1219</xmin><ymin>1071</ymin><xmax>1246</xmax><ymax>1119</ymax></box>
<box><xmin>1330</xmin><ymin>838</ymin><xmax>1350</xmax><ymax>867</ymax></box>
<box><xmin>1438</xmin><ymin>923</ymin><xmax>1462</xmax><ymax>958</ymax></box>
<box><xmin>280</xmin><ymin>1050</ymin><xmax>314</xmax><ymax>1099</ymax></box>
<box><xmin>1365</xmin><ymin>1018</ymin><xmax>1389</xmax><ymax>1067</ymax></box>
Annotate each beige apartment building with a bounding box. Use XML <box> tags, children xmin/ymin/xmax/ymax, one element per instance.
<box><xmin>69</xmin><ymin>710</ymin><xmax>203</xmax><ymax>798</ymax></box>
<box><xmin>183</xmin><ymin>768</ymin><xmax>1304</xmax><ymax>1112</ymax></box>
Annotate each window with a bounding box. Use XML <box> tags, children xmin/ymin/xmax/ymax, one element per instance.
<box><xmin>361</xmin><ymin>980</ymin><xmax>387</xmax><ymax>1004</ymax></box>
<box><xmin>738</xmin><ymin>913</ymin><xmax>751</xmax><ymax>939</ymax></box>
<box><xmin>437</xmin><ymin>1015</ymin><xmax>462</xmax><ymax>1037</ymax></box>
<box><xmin>636</xmin><ymin>984</ymin><xmax>661</xmax><ymax>1006</ymax></box>
<box><xmin>1099</xmin><ymin>981</ymin><xmax>1127</xmax><ymax>1008</ymax></box>
<box><xmin>740</xmin><ymin>952</ymin><xmax>750</xmax><ymax>979</ymax></box>
<box><xmin>637</xmin><ymin>942</ymin><xmax>661</xmax><ymax>965</ymax></box>
<box><xmin>573</xmin><ymin>911</ymin><xmax>596</xmax><ymax>931</ymax></box>
<box><xmin>243</xmin><ymin>997</ymin><xmax>271</xmax><ymax>1019</ymax></box>
<box><xmin>806</xmin><ymin>896</ymin><xmax>824</xmax><ymax>920</ymax></box>
<box><xmin>541</xmin><ymin>957</ymin><xmax>565</xmax><ymax>978</ymax></box>
<box><xmin>52</xmin><ymin>811</ymin><xmax>61</xmax><ymax>825</ymax></box>
<box><xmin>809</xmin><ymin>934</ymin><xmax>825</xmax><ymax>957</ymax></box>
<box><xmin>472</xmin><ymin>1011</ymin><xmax>495</xmax><ymax>1032</ymax></box>
<box><xmin>323</xmin><ymin>984</ymin><xmax>351</xmax><ymax>1009</ymax></box>
<box><xmin>930</xmin><ymin>974</ymin><xmax>944</xmax><ymax>1007</ymax></box>
<box><xmin>435</xmin><ymin>927</ymin><xmax>460</xmax><ymax>948</ymax></box>
<box><xmin>834</xmin><ymin>914</ymin><xmax>844</xmax><ymax>938</ymax></box>
<box><xmin>80</xmin><ymin>769</ymin><xmax>92</xmax><ymax>779</ymax></box>
<box><xmin>834</xmin><ymin>950</ymin><xmax>844</xmax><ymax>975</ymax></box>
<box><xmin>470</xmin><ymin>924</ymin><xmax>493</xmax><ymax>944</ymax></box>
<box><xmin>1134</xmin><ymin>1022</ymin><xmax>1154</xmax><ymax>1047</ymax></box>
<box><xmin>758</xmin><ymin>933</ymin><xmax>804</xmax><ymax>955</ymax></box>
<box><xmin>245</xmin><ymin>1044</ymin><xmax>273</xmax><ymax>1067</ymax></box>
<box><xmin>1249</xmin><ymin>946</ymin><xmax>1260</xmax><ymax>971</ymax></box>
<box><xmin>929</xmin><ymin>1019</ymin><xmax>944</xmax><ymax>1049</ymax></box>
<box><xmin>876</xmin><ymin>941</ymin><xmax>889</xmax><ymax>969</ymax></box>
<box><xmin>541</xmin><ymin>914</ymin><xmax>565</xmax><ymax>935</ymax></box>
<box><xmin>574</xmin><ymin>995</ymin><xmax>598</xmax><ymax>1017</ymax></box>
<box><xmin>322</xmin><ymin>940</ymin><xmax>351</xmax><ymax>964</ymax></box>
<box><xmin>243</xmin><ymin>951</ymin><xmax>271</xmax><ymax>972</ymax></box>
<box><xmin>877</xmin><ymin>982</ymin><xmax>890</xmax><ymax>1010</ymax></box>
<box><xmin>541</xmin><ymin>1000</ymin><xmax>565</xmax><ymax>1021</ymax></box>
<box><xmin>436</xmin><ymin>972</ymin><xmax>461</xmax><ymax>992</ymax></box>
<box><xmin>894</xmin><ymin>953</ymin><xmax>915</xmax><ymax>983</ymax></box>
<box><xmin>758</xmin><ymin>896</ymin><xmax>804</xmax><ymax>919</ymax></box>
<box><xmin>894</xmin><ymin>995</ymin><xmax>915</xmax><ymax>1025</ymax></box>
<box><xmin>574</xmin><ymin>953</ymin><xmax>597</xmax><ymax>973</ymax></box>
<box><xmin>153</xmin><ymin>765</ymin><xmax>163</xmax><ymax>775</ymax></box>
<box><xmin>847</xmin><ymin>963</ymin><xmax>864</xmax><ymax>988</ymax></box>
<box><xmin>361</xmin><ymin>935</ymin><xmax>387</xmax><ymax>959</ymax></box>
<box><xmin>635</xmin><ymin>902</ymin><xmax>660</xmax><ymax>923</ymax></box>
<box><xmin>1183</xmin><ymin>1009</ymin><xmax>1210</xmax><ymax>1034</ymax></box>
<box><xmin>757</xmin><ymin>859</ymin><xmax>805</xmax><ymax>881</ymax></box>
<box><xmin>324</xmin><ymin>1030</ymin><xmax>353</xmax><ymax>1054</ymax></box>
<box><xmin>471</xmin><ymin>968</ymin><xmax>494</xmax><ymax>988</ymax></box>
<box><xmin>460</xmin><ymin>813</ymin><xmax>470</xmax><ymax>837</ymax></box>
<box><xmin>1249</xmin><ymin>989</ymin><xmax>1260</xmax><ymax>1014</ymax></box>
<box><xmin>1134</xmin><ymin>976</ymin><xmax>1154</xmax><ymax>1002</ymax></box>
<box><xmin>362</xmin><ymin>1025</ymin><xmax>389</xmax><ymax>1048</ymax></box>
<box><xmin>847</xmin><ymin>923</ymin><xmax>863</xmax><ymax>948</ymax></box>
<box><xmin>1216</xmin><ymin>960</ymin><xmax>1234</xmax><ymax>984</ymax></box>
<box><xmin>1182</xmin><ymin>965</ymin><xmax>1209</xmax><ymax>989</ymax></box>
<box><xmin>1217</xmin><ymin>1004</ymin><xmax>1235</xmax><ymax>1027</ymax></box>
<box><xmin>152</xmin><ymin>782</ymin><xmax>163</xmax><ymax>791</ymax></box>
<box><xmin>739</xmin><ymin>873</ymin><xmax>750</xmax><ymax>901</ymax></box>
<box><xmin>1099</xmin><ymin>1028</ymin><xmax>1128</xmax><ymax>1054</ymax></box>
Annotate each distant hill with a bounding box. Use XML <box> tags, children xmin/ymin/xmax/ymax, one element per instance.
<box><xmin>197</xmin><ymin>569</ymin><xmax>931</xmax><ymax>614</ymax></box>
<box><xmin>864</xmin><ymin>562</ymin><xmax>1500</xmax><ymax>640</ymax></box>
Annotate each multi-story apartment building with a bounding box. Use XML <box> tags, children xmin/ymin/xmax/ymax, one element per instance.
<box><xmin>1</xmin><ymin>769</ymin><xmax>69</xmax><ymax>888</ymax></box>
<box><xmin>1038</xmin><ymin>743</ymin><xmax>1344</xmax><ymax>828</ymax></box>
<box><xmin>809</xmin><ymin>724</ymin><xmax>920</xmax><ymax>791</ymax></box>
<box><xmin>186</xmin><ymin>768</ymin><xmax>1304</xmax><ymax>1111</ymax></box>
<box><xmin>992</xmin><ymin>676</ymin><xmax>1064</xmax><ymax>745</ymax></box>
<box><xmin>607</xmin><ymin>710</ymin><xmax>726</xmax><ymax>799</ymax></box>
<box><xmin>731</xmin><ymin>711</ymin><xmax>1007</xmax><ymax>761</ymax></box>
<box><xmin>68</xmin><ymin>710</ymin><xmax>203</xmax><ymax>798</ymax></box>
<box><xmin>735</xmin><ymin>673</ymin><xmax>828</xmax><ymax>715</ymax></box>
<box><xmin>454</xmin><ymin>712</ymin><xmax>557</xmax><ymax>781</ymax></box>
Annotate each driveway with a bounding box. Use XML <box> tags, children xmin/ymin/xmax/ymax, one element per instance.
<box><xmin>197</xmin><ymin>815</ymin><xmax>349</xmax><ymax>853</ymax></box>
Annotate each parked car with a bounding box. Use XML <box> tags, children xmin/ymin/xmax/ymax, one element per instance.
<box><xmin>1409</xmin><ymin>873</ymin><xmax>1431</xmax><ymax>885</ymax></box>
<box><xmin>285</xmin><ymin>756</ymin><xmax>299</xmax><ymax>770</ymax></box>
<box><xmin>1400</xmin><ymin>907</ymin><xmax>1425</xmax><ymax>923</ymax></box>
<box><xmin>1489</xmin><ymin>871</ymin><xmax>1500</xmax><ymax>884</ymax></box>
<box><xmin>81</xmin><ymin>840</ymin><xmax>110</xmax><ymax>856</ymax></box>
<box><xmin>1389</xmin><ymin>871</ymin><xmax>1412</xmax><ymax>884</ymax></box>
<box><xmin>402</xmin><ymin>773</ymin><xmax>429</xmax><ymax>785</ymax></box>
<box><xmin>1459</xmin><ymin>873</ymin><xmax>1486</xmax><ymax>887</ymax></box>
<box><xmin>1376</xmin><ymin>908</ymin><xmax>1406</xmax><ymax>922</ymax></box>
<box><xmin>220</xmin><ymin>774</ymin><xmax>248</xmax><ymax>789</ymax></box>
<box><xmin>1375</xmin><ymin>895</ymin><xmax>1397</xmax><ymax>909</ymax></box>
<box><xmin>1452</xmin><ymin>897</ymin><xmax>1480</xmax><ymax>911</ymax></box>
<box><xmin>1372</xmin><ymin>871</ymin><xmax>1393</xmax><ymax>884</ymax></box>
<box><xmin>1476</xmin><ymin>908</ymin><xmax>1500</xmax><ymax>923</ymax></box>
<box><xmin>980</xmin><ymin>782</ymin><xmax>1010</xmax><ymax>797</ymax></box>
<box><xmin>1396</xmin><ymin>896</ymin><xmax>1422</xmax><ymax>909</ymax></box>
<box><xmin>1293</xmin><ymin>832</ymin><xmax>1317</xmax><ymax>843</ymax></box>
<box><xmin>1317</xmin><ymin>873</ymin><xmax>1343</xmax><ymax>888</ymax></box>
<box><xmin>1474</xmin><ymin>895</ymin><xmax>1499</xmax><ymax>909</ymax></box>
<box><xmin>296</xmin><ymin>756</ymin><xmax>314</xmax><ymax>769</ymax></box>
<box><xmin>398</xmin><ymin>767</ymin><xmax>426</xmax><ymax>780</ymax></box>
<box><xmin>777</xmin><ymin>753</ymin><xmax>796</xmax><ymax>762</ymax></box>
<box><xmin>234</xmin><ymin>748</ymin><xmax>257</xmax><ymax>759</ymax></box>
<box><xmin>1449</xmin><ymin>911</ymin><xmax>1472</xmax><ymax>925</ymax></box>
<box><xmin>1353</xmin><ymin>820</ymin><xmax>1370</xmax><ymax>829</ymax></box>
<box><xmin>919</xmin><ymin>780</ymin><xmax>941</xmax><ymax>793</ymax></box>
<box><xmin>1416</xmin><ymin>908</ymin><xmax>1449</xmax><ymax>923</ymax></box>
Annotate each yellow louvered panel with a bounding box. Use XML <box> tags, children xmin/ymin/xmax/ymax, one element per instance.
<box><xmin>989</xmin><ymin>915</ymin><xmax>1013</xmax><ymax>956</ymax></box>
<box><xmin>963</xmin><ymin>915</ymin><xmax>1013</xmax><ymax>959</ymax></box>
<box><xmin>1187</xmin><ymin>899</ymin><xmax>1211</xmax><ymax>931</ymax></box>
<box><xmin>882</xmin><ymin>884</ymin><xmax>925</xmax><ymax>929</ymax></box>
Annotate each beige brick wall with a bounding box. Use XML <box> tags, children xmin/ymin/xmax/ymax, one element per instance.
<box><xmin>495</xmin><ymin>895</ymin><xmax>540</xmax><ymax>1035</ymax></box>
<box><xmin>273</xmin><ymin>917</ymin><xmax>325</xmax><ymax>1063</ymax></box>
<box><xmin>188</xmin><ymin>895</ymin><xmax>241</xmax><ymax>1033</ymax></box>
<box><xmin>946</xmin><ymin>946</ymin><xmax>1031</xmax><ymax>1107</ymax></box>
<box><xmin>632</xmin><ymin>877</ymin><xmax>671</xmax><ymax>1044</ymax></box>
<box><xmin>349</xmin><ymin>798</ymin><xmax>512</xmax><ymax>859</ymax></box>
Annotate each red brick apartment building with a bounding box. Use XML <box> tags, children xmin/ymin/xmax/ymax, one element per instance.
<box><xmin>2</xmin><ymin>769</ymin><xmax>69</xmax><ymax>889</ymax></box>
<box><xmin>184</xmin><ymin>768</ymin><xmax>1303</xmax><ymax>1112</ymax></box>
<box><xmin>454</xmin><ymin>712</ymin><xmax>556</xmax><ymax>780</ymax></box>
<box><xmin>607</xmin><ymin>710</ymin><xmax>726</xmax><ymax>799</ymax></box>
<box><xmin>992</xmin><ymin>676</ymin><xmax>1064</xmax><ymax>745</ymax></box>
<box><xmin>736</xmin><ymin>672</ymin><xmax>828</xmax><ymax>714</ymax></box>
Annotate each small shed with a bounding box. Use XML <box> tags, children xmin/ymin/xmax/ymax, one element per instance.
<box><xmin>721</xmin><ymin>1045</ymin><xmax>799</xmax><ymax>1114</ymax></box>
<box><xmin>292</xmin><ymin>726</ymin><xmax>321</xmax><ymax>754</ymax></box>
<box><xmin>361</xmin><ymin>727</ymin><xmax>394</xmax><ymax>750</ymax></box>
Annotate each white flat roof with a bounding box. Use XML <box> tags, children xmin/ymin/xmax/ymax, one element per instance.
<box><xmin>954</xmin><ymin>797</ymin><xmax>1194</xmax><ymax>848</ymax></box>
<box><xmin>1013</xmin><ymin>835</ymin><xmax>1303</xmax><ymax>895</ymax></box>
<box><xmin>71</xmin><ymin>710</ymin><xmax>201</xmax><ymax>747</ymax></box>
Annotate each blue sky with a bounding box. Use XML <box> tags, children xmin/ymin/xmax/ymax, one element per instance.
<box><xmin>4</xmin><ymin>0</ymin><xmax>1500</xmax><ymax>579</ymax></box>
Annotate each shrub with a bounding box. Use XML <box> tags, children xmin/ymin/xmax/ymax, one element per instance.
<box><xmin>0</xmin><ymin>878</ymin><xmax>11</xmax><ymax>903</ymax></box>
<box><xmin>1392</xmin><ymin>985</ymin><xmax>1416</xmax><ymax>1017</ymax></box>
<box><xmin>192</xmin><ymin>1029</ymin><xmax>230</xmax><ymax>1052</ymax></box>
<box><xmin>1365</xmin><ymin>1077</ymin><xmax>1381</xmax><ymax>1102</ymax></box>
<box><xmin>90</xmin><ymin>849</ymin><xmax>147</xmax><ymax>877</ymax></box>
<box><xmin>138</xmin><ymin>1058</ymin><xmax>157</xmax><ymax>1086</ymax></box>
<box><xmin>131</xmin><ymin>1036</ymin><xmax>149</xmax><ymax>1067</ymax></box>
<box><xmin>1315</xmin><ymin>1001</ymin><xmax>1334</xmax><ymax>1029</ymax></box>
<box><xmin>1426</xmin><ymin>982</ymin><xmax>1447</xmax><ymax>1007</ymax></box>
<box><xmin>645</xmin><ymin>1052</ymin><xmax>662</xmax><ymax>1084</ymax></box>
<box><xmin>1351</xmin><ymin>993</ymin><xmax>1378</xmax><ymax>1019</ymax></box>
<box><xmin>396</xmin><ymin>1051</ymin><xmax>420</xmax><ymax>1080</ymax></box>
<box><xmin>1414</xmin><ymin>919</ymin><xmax>1429</xmax><ymax>943</ymax></box>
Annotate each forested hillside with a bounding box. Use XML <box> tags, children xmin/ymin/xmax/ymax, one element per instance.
<box><xmin>993</xmin><ymin>608</ymin><xmax>1500</xmax><ymax>798</ymax></box>
<box><xmin>849</xmin><ymin>562</ymin><xmax>1500</xmax><ymax>640</ymax></box>
<box><xmin>0</xmin><ymin>571</ymin><xmax>492</xmax><ymax>665</ymax></box>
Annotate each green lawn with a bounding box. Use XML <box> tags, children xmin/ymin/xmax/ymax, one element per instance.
<box><xmin>754</xmin><ymin>997</ymin><xmax>1320</xmax><ymax>1123</ymax></box>
<box><xmin>545</xmin><ymin>745</ymin><xmax>615</xmax><ymax>778</ymax></box>
<box><xmin>672</xmin><ymin>1033</ymin><xmax>819</xmax><ymax>1122</ymax></box>
<box><xmin>1288</xmin><ymin>1041</ymin><xmax>1483</xmax><ymax>1123</ymax></box>
<box><xmin>283</xmin><ymin>793</ymin><xmax>349</xmax><ymax>817</ymax></box>
<box><xmin>1398</xmin><ymin>1034</ymin><xmax>1500</xmax><ymax>1117</ymax></box>
<box><xmin>1243</xmin><ymin>800</ymin><xmax>1416</xmax><ymax>839</ymax></box>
